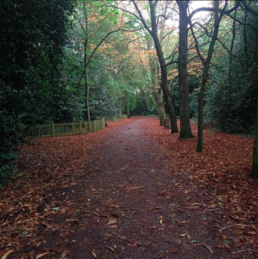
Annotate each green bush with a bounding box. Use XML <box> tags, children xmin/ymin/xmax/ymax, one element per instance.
<box><xmin>0</xmin><ymin>163</ymin><xmax>17</xmax><ymax>189</ymax></box>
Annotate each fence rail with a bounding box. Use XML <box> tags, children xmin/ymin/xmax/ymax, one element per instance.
<box><xmin>22</xmin><ymin>118</ymin><xmax>105</xmax><ymax>139</ymax></box>
<box><xmin>120</xmin><ymin>114</ymin><xmax>128</xmax><ymax>119</ymax></box>
<box><xmin>105</xmin><ymin>114</ymin><xmax>127</xmax><ymax>121</ymax></box>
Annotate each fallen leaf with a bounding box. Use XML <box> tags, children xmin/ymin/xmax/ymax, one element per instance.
<box><xmin>1</xmin><ymin>250</ymin><xmax>14</xmax><ymax>259</ymax></box>
<box><xmin>129</xmin><ymin>186</ymin><xmax>144</xmax><ymax>190</ymax></box>
<box><xmin>60</xmin><ymin>250</ymin><xmax>69</xmax><ymax>259</ymax></box>
<box><xmin>106</xmin><ymin>246</ymin><xmax>115</xmax><ymax>252</ymax></box>
<box><xmin>66</xmin><ymin>219</ymin><xmax>80</xmax><ymax>224</ymax></box>
<box><xmin>231</xmin><ymin>250</ymin><xmax>246</xmax><ymax>255</ymax></box>
<box><xmin>107</xmin><ymin>219</ymin><xmax>117</xmax><ymax>225</ymax></box>
<box><xmin>91</xmin><ymin>251</ymin><xmax>97</xmax><ymax>258</ymax></box>
<box><xmin>36</xmin><ymin>252</ymin><xmax>49</xmax><ymax>259</ymax></box>
<box><xmin>171</xmin><ymin>249</ymin><xmax>178</xmax><ymax>254</ymax></box>
<box><xmin>200</xmin><ymin>243</ymin><xmax>215</xmax><ymax>255</ymax></box>
<box><xmin>17</xmin><ymin>219</ymin><xmax>33</xmax><ymax>224</ymax></box>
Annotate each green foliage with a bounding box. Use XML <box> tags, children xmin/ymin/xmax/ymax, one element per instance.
<box><xmin>0</xmin><ymin>0</ymin><xmax>74</xmax><ymax>186</ymax></box>
<box><xmin>206</xmin><ymin>67</ymin><xmax>258</xmax><ymax>133</ymax></box>
<box><xmin>204</xmin><ymin>12</ymin><xmax>258</xmax><ymax>133</ymax></box>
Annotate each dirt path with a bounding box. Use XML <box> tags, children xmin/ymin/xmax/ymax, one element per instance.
<box><xmin>0</xmin><ymin>117</ymin><xmax>257</xmax><ymax>259</ymax></box>
<box><xmin>73</xmin><ymin>117</ymin><xmax>220</xmax><ymax>259</ymax></box>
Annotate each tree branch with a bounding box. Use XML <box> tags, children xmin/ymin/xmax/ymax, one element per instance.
<box><xmin>241</xmin><ymin>1</ymin><xmax>258</xmax><ymax>17</ymax></box>
<box><xmin>132</xmin><ymin>0</ymin><xmax>153</xmax><ymax>35</ymax></box>
<box><xmin>189</xmin><ymin>1</ymin><xmax>240</xmax><ymax>20</ymax></box>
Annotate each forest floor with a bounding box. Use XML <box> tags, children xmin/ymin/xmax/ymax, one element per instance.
<box><xmin>1</xmin><ymin>117</ymin><xmax>258</xmax><ymax>259</ymax></box>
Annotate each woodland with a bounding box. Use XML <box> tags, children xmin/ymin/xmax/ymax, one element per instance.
<box><xmin>1</xmin><ymin>0</ymin><xmax>258</xmax><ymax>184</ymax></box>
<box><xmin>1</xmin><ymin>0</ymin><xmax>258</xmax><ymax>258</ymax></box>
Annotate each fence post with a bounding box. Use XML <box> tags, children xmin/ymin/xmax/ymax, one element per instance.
<box><xmin>79</xmin><ymin>121</ymin><xmax>82</xmax><ymax>134</ymax></box>
<box><xmin>93</xmin><ymin>120</ymin><xmax>96</xmax><ymax>132</ymax></box>
<box><xmin>51</xmin><ymin>123</ymin><xmax>55</xmax><ymax>137</ymax></box>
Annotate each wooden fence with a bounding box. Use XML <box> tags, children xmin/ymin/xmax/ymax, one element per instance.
<box><xmin>120</xmin><ymin>114</ymin><xmax>128</xmax><ymax>119</ymax></box>
<box><xmin>22</xmin><ymin>118</ymin><xmax>105</xmax><ymax>139</ymax></box>
<box><xmin>105</xmin><ymin>114</ymin><xmax>128</xmax><ymax>121</ymax></box>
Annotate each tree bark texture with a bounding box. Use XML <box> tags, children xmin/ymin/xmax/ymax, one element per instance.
<box><xmin>126</xmin><ymin>94</ymin><xmax>131</xmax><ymax>118</ymax></box>
<box><xmin>149</xmin><ymin>2</ymin><xmax>178</xmax><ymax>133</ymax></box>
<box><xmin>83</xmin><ymin>2</ymin><xmax>91</xmax><ymax>122</ymax></box>
<box><xmin>251</xmin><ymin>95</ymin><xmax>258</xmax><ymax>179</ymax></box>
<box><xmin>177</xmin><ymin>1</ymin><xmax>194</xmax><ymax>139</ymax></box>
<box><xmin>197</xmin><ymin>0</ymin><xmax>222</xmax><ymax>152</ymax></box>
<box><xmin>149</xmin><ymin>48</ymin><xmax>164</xmax><ymax>126</ymax></box>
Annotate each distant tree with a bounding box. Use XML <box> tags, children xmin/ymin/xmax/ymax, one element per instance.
<box><xmin>129</xmin><ymin>0</ymin><xmax>178</xmax><ymax>133</ymax></box>
<box><xmin>176</xmin><ymin>1</ymin><xmax>194</xmax><ymax>139</ymax></box>
<box><xmin>189</xmin><ymin>0</ymin><xmax>240</xmax><ymax>152</ymax></box>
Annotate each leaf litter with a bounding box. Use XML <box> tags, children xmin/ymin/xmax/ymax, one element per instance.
<box><xmin>0</xmin><ymin>117</ymin><xmax>257</xmax><ymax>258</ymax></box>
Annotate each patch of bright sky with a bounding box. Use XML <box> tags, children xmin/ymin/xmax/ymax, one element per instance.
<box><xmin>189</xmin><ymin>1</ymin><xmax>212</xmax><ymax>21</ymax></box>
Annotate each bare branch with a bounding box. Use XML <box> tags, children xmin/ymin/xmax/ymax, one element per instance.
<box><xmin>132</xmin><ymin>0</ymin><xmax>153</xmax><ymax>35</ymax></box>
<box><xmin>86</xmin><ymin>23</ymin><xmax>129</xmax><ymax>68</ymax></box>
<box><xmin>241</xmin><ymin>1</ymin><xmax>258</xmax><ymax>17</ymax></box>
<box><xmin>189</xmin><ymin>1</ymin><xmax>240</xmax><ymax>20</ymax></box>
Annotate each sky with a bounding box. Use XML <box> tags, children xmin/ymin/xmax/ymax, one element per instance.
<box><xmin>189</xmin><ymin>1</ymin><xmax>212</xmax><ymax>20</ymax></box>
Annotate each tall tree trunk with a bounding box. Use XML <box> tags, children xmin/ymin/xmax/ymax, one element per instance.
<box><xmin>158</xmin><ymin>90</ymin><xmax>165</xmax><ymax>126</ymax></box>
<box><xmin>132</xmin><ymin>0</ymin><xmax>177</xmax><ymax>132</ymax></box>
<box><xmin>83</xmin><ymin>2</ymin><xmax>90</xmax><ymax>122</ymax></box>
<box><xmin>149</xmin><ymin>2</ymin><xmax>178</xmax><ymax>133</ymax></box>
<box><xmin>84</xmin><ymin>39</ymin><xmax>90</xmax><ymax>122</ymax></box>
<box><xmin>126</xmin><ymin>94</ymin><xmax>131</xmax><ymax>118</ymax></box>
<box><xmin>197</xmin><ymin>66</ymin><xmax>208</xmax><ymax>152</ymax></box>
<box><xmin>251</xmin><ymin>95</ymin><xmax>258</xmax><ymax>179</ymax></box>
<box><xmin>197</xmin><ymin>0</ymin><xmax>222</xmax><ymax>152</ymax></box>
<box><xmin>85</xmin><ymin>69</ymin><xmax>90</xmax><ymax>121</ymax></box>
<box><xmin>177</xmin><ymin>1</ymin><xmax>194</xmax><ymax>139</ymax></box>
<box><xmin>72</xmin><ymin>71</ymin><xmax>84</xmax><ymax>122</ymax></box>
<box><xmin>148</xmin><ymin>39</ymin><xmax>164</xmax><ymax>126</ymax></box>
<box><xmin>119</xmin><ymin>99</ymin><xmax>122</xmax><ymax>118</ymax></box>
<box><xmin>244</xmin><ymin>10</ymin><xmax>249</xmax><ymax>73</ymax></box>
<box><xmin>228</xmin><ymin>9</ymin><xmax>237</xmax><ymax>88</ymax></box>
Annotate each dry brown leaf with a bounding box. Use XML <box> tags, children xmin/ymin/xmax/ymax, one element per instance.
<box><xmin>195</xmin><ymin>243</ymin><xmax>215</xmax><ymax>255</ymax></box>
<box><xmin>106</xmin><ymin>246</ymin><xmax>115</xmax><ymax>252</ymax></box>
<box><xmin>107</xmin><ymin>219</ymin><xmax>117</xmax><ymax>225</ymax></box>
<box><xmin>65</xmin><ymin>219</ymin><xmax>80</xmax><ymax>224</ymax></box>
<box><xmin>129</xmin><ymin>186</ymin><xmax>144</xmax><ymax>190</ymax></box>
<box><xmin>1</xmin><ymin>250</ymin><xmax>14</xmax><ymax>259</ymax></box>
<box><xmin>60</xmin><ymin>250</ymin><xmax>69</xmax><ymax>259</ymax></box>
<box><xmin>91</xmin><ymin>251</ymin><xmax>97</xmax><ymax>258</ymax></box>
<box><xmin>36</xmin><ymin>252</ymin><xmax>49</xmax><ymax>259</ymax></box>
<box><xmin>231</xmin><ymin>250</ymin><xmax>246</xmax><ymax>255</ymax></box>
<box><xmin>17</xmin><ymin>218</ymin><xmax>33</xmax><ymax>224</ymax></box>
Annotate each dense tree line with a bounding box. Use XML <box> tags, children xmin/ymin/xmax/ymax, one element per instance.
<box><xmin>0</xmin><ymin>1</ymin><xmax>74</xmax><ymax>186</ymax></box>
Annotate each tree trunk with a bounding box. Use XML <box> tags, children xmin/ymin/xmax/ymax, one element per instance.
<box><xmin>149</xmin><ymin>2</ymin><xmax>178</xmax><ymax>133</ymax></box>
<box><xmin>148</xmin><ymin>39</ymin><xmax>164</xmax><ymax>125</ymax></box>
<box><xmin>251</xmin><ymin>95</ymin><xmax>258</xmax><ymax>179</ymax></box>
<box><xmin>158</xmin><ymin>90</ymin><xmax>165</xmax><ymax>126</ymax></box>
<box><xmin>119</xmin><ymin>100</ymin><xmax>122</xmax><ymax>118</ymax></box>
<box><xmin>228</xmin><ymin>9</ymin><xmax>237</xmax><ymax>88</ymax></box>
<box><xmin>196</xmin><ymin>68</ymin><xmax>208</xmax><ymax>152</ymax></box>
<box><xmin>84</xmin><ymin>40</ymin><xmax>90</xmax><ymax>122</ymax></box>
<box><xmin>85</xmin><ymin>69</ymin><xmax>90</xmax><ymax>121</ymax></box>
<box><xmin>244</xmin><ymin>10</ymin><xmax>249</xmax><ymax>73</ymax></box>
<box><xmin>126</xmin><ymin>94</ymin><xmax>131</xmax><ymax>118</ymax></box>
<box><xmin>177</xmin><ymin>1</ymin><xmax>194</xmax><ymax>139</ymax></box>
<box><xmin>83</xmin><ymin>2</ymin><xmax>90</xmax><ymax>122</ymax></box>
<box><xmin>197</xmin><ymin>0</ymin><xmax>222</xmax><ymax>152</ymax></box>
